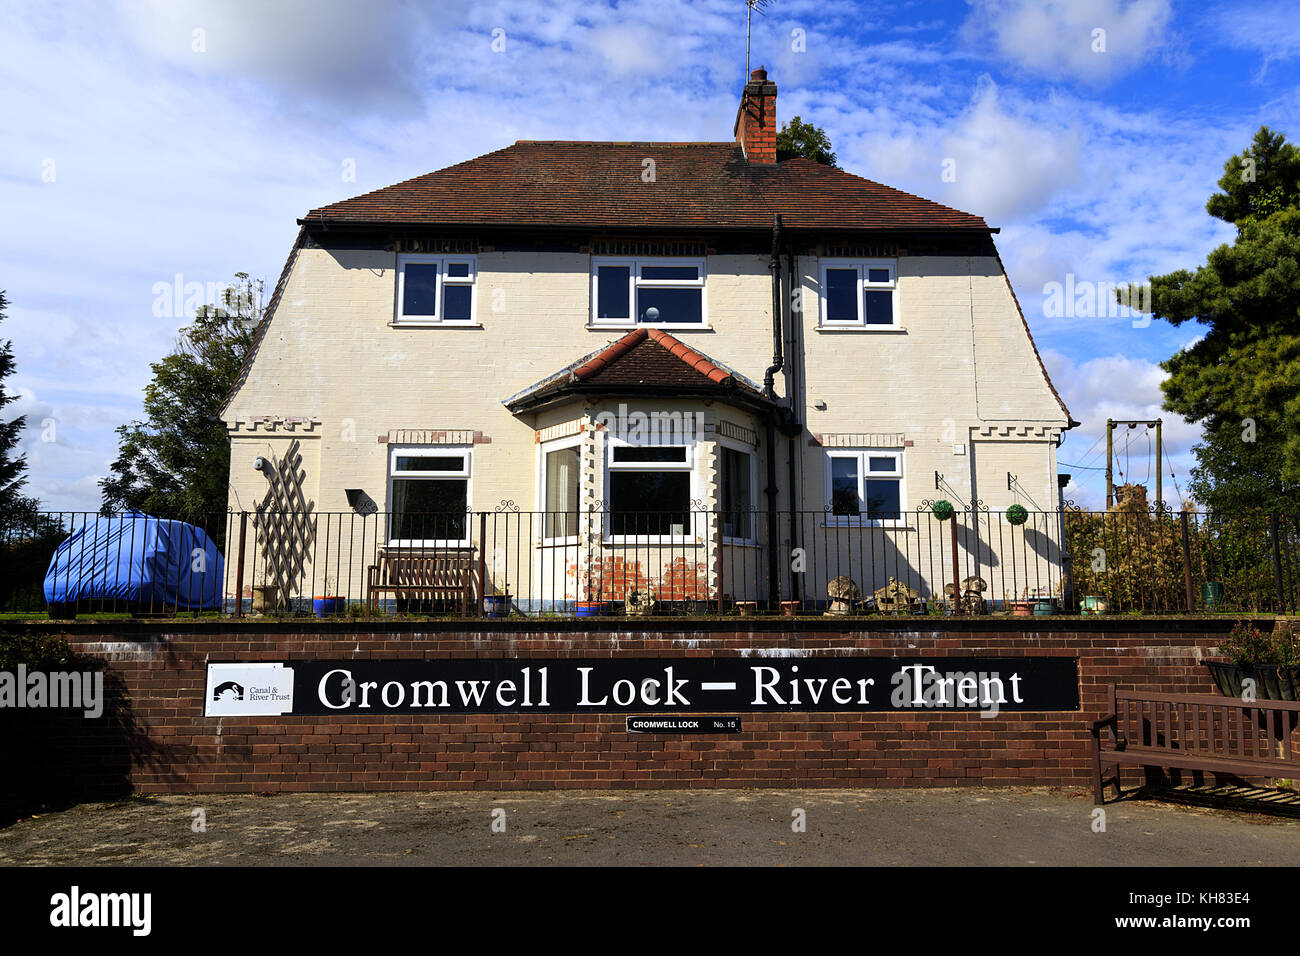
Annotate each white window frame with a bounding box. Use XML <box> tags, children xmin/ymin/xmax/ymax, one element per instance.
<box><xmin>537</xmin><ymin>434</ymin><xmax>583</xmax><ymax>546</ymax></box>
<box><xmin>394</xmin><ymin>253</ymin><xmax>478</xmax><ymax>326</ymax></box>
<box><xmin>603</xmin><ymin>434</ymin><xmax>702</xmax><ymax>543</ymax></box>
<box><xmin>818</xmin><ymin>258</ymin><xmax>899</xmax><ymax>330</ymax></box>
<box><xmin>590</xmin><ymin>256</ymin><xmax>708</xmax><ymax>329</ymax></box>
<box><xmin>718</xmin><ymin>437</ymin><xmax>758</xmax><ymax>545</ymax></box>
<box><xmin>824</xmin><ymin>448</ymin><xmax>906</xmax><ymax>527</ymax></box>
<box><xmin>386</xmin><ymin>444</ymin><xmax>472</xmax><ymax>546</ymax></box>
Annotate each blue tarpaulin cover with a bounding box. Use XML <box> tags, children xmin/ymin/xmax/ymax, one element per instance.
<box><xmin>44</xmin><ymin>513</ymin><xmax>225</xmax><ymax>610</ymax></box>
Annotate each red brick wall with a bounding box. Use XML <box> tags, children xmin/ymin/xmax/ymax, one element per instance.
<box><xmin>11</xmin><ymin>621</ymin><xmax>1233</xmax><ymax>797</ymax></box>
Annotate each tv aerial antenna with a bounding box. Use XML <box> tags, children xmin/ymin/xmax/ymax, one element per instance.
<box><xmin>746</xmin><ymin>0</ymin><xmax>774</xmax><ymax>75</ymax></box>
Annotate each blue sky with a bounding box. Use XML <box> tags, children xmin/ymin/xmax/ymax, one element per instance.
<box><xmin>2</xmin><ymin>0</ymin><xmax>1297</xmax><ymax>512</ymax></box>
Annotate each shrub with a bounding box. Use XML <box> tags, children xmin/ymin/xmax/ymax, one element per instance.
<box><xmin>1217</xmin><ymin>619</ymin><xmax>1300</xmax><ymax>667</ymax></box>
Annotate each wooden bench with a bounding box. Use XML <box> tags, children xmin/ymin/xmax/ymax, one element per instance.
<box><xmin>366</xmin><ymin>548</ymin><xmax>478</xmax><ymax>615</ymax></box>
<box><xmin>1092</xmin><ymin>686</ymin><xmax>1300</xmax><ymax>804</ymax></box>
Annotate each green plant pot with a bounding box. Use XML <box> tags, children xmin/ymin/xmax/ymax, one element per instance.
<box><xmin>1081</xmin><ymin>595</ymin><xmax>1107</xmax><ymax>615</ymax></box>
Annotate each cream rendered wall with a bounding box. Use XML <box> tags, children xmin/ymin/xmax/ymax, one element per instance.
<box><xmin>225</xmin><ymin>239</ymin><xmax>1068</xmax><ymax>604</ymax></box>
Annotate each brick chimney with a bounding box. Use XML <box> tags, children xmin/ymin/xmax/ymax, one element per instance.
<box><xmin>734</xmin><ymin>67</ymin><xmax>778</xmax><ymax>164</ymax></box>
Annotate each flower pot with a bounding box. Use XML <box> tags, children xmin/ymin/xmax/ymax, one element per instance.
<box><xmin>1032</xmin><ymin>599</ymin><xmax>1058</xmax><ymax>617</ymax></box>
<box><xmin>484</xmin><ymin>594</ymin><xmax>511</xmax><ymax>618</ymax></box>
<box><xmin>575</xmin><ymin>601</ymin><xmax>605</xmax><ymax>618</ymax></box>
<box><xmin>251</xmin><ymin>584</ymin><xmax>278</xmax><ymax>612</ymax></box>
<box><xmin>1202</xmin><ymin>581</ymin><xmax>1225</xmax><ymax>610</ymax></box>
<box><xmin>780</xmin><ymin>600</ymin><xmax>800</xmax><ymax>617</ymax></box>
<box><xmin>312</xmin><ymin>596</ymin><xmax>346</xmax><ymax>617</ymax></box>
<box><xmin>736</xmin><ymin>601</ymin><xmax>758</xmax><ymax>617</ymax></box>
<box><xmin>1081</xmin><ymin>595</ymin><xmax>1107</xmax><ymax>616</ymax></box>
<box><xmin>1008</xmin><ymin>600</ymin><xmax>1034</xmax><ymax>617</ymax></box>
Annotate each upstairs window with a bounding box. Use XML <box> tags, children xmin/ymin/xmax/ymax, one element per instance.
<box><xmin>395</xmin><ymin>254</ymin><xmax>476</xmax><ymax>325</ymax></box>
<box><xmin>819</xmin><ymin>259</ymin><xmax>898</xmax><ymax>328</ymax></box>
<box><xmin>591</xmin><ymin>258</ymin><xmax>706</xmax><ymax>327</ymax></box>
<box><xmin>826</xmin><ymin>449</ymin><xmax>904</xmax><ymax>525</ymax></box>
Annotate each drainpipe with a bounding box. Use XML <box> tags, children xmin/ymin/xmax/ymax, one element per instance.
<box><xmin>763</xmin><ymin>215</ymin><xmax>783</xmax><ymax>607</ymax></box>
<box><xmin>785</xmin><ymin>246</ymin><xmax>801</xmax><ymax>602</ymax></box>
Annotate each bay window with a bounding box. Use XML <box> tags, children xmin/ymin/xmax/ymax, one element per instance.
<box><xmin>541</xmin><ymin>439</ymin><xmax>581</xmax><ymax>542</ymax></box>
<box><xmin>606</xmin><ymin>441</ymin><xmax>694</xmax><ymax>537</ymax></box>
<box><xmin>720</xmin><ymin>444</ymin><xmax>755</xmax><ymax>542</ymax></box>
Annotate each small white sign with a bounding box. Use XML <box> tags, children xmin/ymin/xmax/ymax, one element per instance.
<box><xmin>205</xmin><ymin>663</ymin><xmax>295</xmax><ymax>717</ymax></box>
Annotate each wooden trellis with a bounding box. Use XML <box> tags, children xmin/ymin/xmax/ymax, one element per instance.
<box><xmin>252</xmin><ymin>439</ymin><xmax>316</xmax><ymax>607</ymax></box>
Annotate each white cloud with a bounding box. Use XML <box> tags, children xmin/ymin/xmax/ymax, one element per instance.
<box><xmin>1211</xmin><ymin>1</ymin><xmax>1300</xmax><ymax>76</ymax></box>
<box><xmin>963</xmin><ymin>0</ymin><xmax>1174</xmax><ymax>84</ymax></box>
<box><xmin>1042</xmin><ymin>349</ymin><xmax>1202</xmax><ymax>509</ymax></box>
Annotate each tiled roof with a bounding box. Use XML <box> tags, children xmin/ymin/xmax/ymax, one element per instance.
<box><xmin>505</xmin><ymin>328</ymin><xmax>772</xmax><ymax>412</ymax></box>
<box><xmin>304</xmin><ymin>142</ymin><xmax>989</xmax><ymax>232</ymax></box>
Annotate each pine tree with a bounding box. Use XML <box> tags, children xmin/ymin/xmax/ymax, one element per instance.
<box><xmin>0</xmin><ymin>290</ymin><xmax>34</xmax><ymax>524</ymax></box>
<box><xmin>1129</xmin><ymin>127</ymin><xmax>1300</xmax><ymax>513</ymax></box>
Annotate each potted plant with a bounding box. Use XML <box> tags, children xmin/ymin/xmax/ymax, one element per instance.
<box><xmin>313</xmin><ymin>576</ymin><xmax>345</xmax><ymax>617</ymax></box>
<box><xmin>1081</xmin><ymin>594</ymin><xmax>1108</xmax><ymax>615</ymax></box>
<box><xmin>1205</xmin><ymin>619</ymin><xmax>1300</xmax><ymax>700</ymax></box>
<box><xmin>1004</xmin><ymin>589</ymin><xmax>1034</xmax><ymax>617</ymax></box>
<box><xmin>484</xmin><ymin>592</ymin><xmax>512</xmax><ymax>618</ymax></box>
<box><xmin>1005</xmin><ymin>504</ymin><xmax>1029</xmax><ymax>526</ymax></box>
<box><xmin>625</xmin><ymin>589</ymin><xmax>656</xmax><ymax>618</ymax></box>
<box><xmin>251</xmin><ymin>568</ymin><xmax>279</xmax><ymax>613</ymax></box>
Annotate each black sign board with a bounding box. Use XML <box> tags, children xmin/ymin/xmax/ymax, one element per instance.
<box><xmin>216</xmin><ymin>656</ymin><xmax>1079</xmax><ymax>717</ymax></box>
<box><xmin>627</xmin><ymin>716</ymin><xmax>742</xmax><ymax>734</ymax></box>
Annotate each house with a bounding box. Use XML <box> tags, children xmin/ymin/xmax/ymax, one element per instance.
<box><xmin>221</xmin><ymin>69</ymin><xmax>1072</xmax><ymax>613</ymax></box>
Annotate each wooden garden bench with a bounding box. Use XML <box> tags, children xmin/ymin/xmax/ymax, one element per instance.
<box><xmin>1092</xmin><ymin>686</ymin><xmax>1300</xmax><ymax>804</ymax></box>
<box><xmin>366</xmin><ymin>548</ymin><xmax>478</xmax><ymax>615</ymax></box>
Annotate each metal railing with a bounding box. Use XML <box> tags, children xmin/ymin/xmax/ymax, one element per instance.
<box><xmin>1</xmin><ymin>505</ymin><xmax>1298</xmax><ymax>618</ymax></box>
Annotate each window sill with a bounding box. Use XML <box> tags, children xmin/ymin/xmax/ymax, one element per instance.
<box><xmin>822</xmin><ymin>520</ymin><xmax>913</xmax><ymax>530</ymax></box>
<box><xmin>390</xmin><ymin>321</ymin><xmax>483</xmax><ymax>329</ymax></box>
<box><xmin>384</xmin><ymin>541</ymin><xmax>474</xmax><ymax>549</ymax></box>
<box><xmin>815</xmin><ymin>325</ymin><xmax>906</xmax><ymax>334</ymax></box>
<box><xmin>587</xmin><ymin>323</ymin><xmax>712</xmax><ymax>332</ymax></box>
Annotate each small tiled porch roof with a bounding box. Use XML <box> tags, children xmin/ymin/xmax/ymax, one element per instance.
<box><xmin>504</xmin><ymin>328</ymin><xmax>774</xmax><ymax>414</ymax></box>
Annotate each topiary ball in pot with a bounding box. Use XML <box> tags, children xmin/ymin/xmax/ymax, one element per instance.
<box><xmin>1005</xmin><ymin>504</ymin><xmax>1029</xmax><ymax>526</ymax></box>
<box><xmin>930</xmin><ymin>500</ymin><xmax>955</xmax><ymax>521</ymax></box>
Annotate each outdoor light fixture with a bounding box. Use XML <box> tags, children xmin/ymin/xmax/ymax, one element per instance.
<box><xmin>253</xmin><ymin>457</ymin><xmax>267</xmax><ymax>472</ymax></box>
